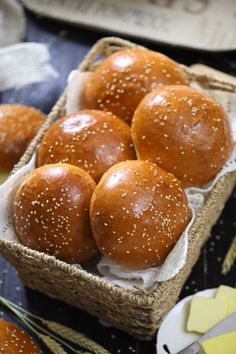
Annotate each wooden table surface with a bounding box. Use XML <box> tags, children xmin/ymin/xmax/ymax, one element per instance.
<box><xmin>0</xmin><ymin>9</ymin><xmax>236</xmax><ymax>354</ymax></box>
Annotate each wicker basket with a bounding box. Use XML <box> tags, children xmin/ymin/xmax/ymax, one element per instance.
<box><xmin>1</xmin><ymin>37</ymin><xmax>236</xmax><ymax>340</ymax></box>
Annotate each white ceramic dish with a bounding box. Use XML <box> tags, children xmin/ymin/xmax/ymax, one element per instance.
<box><xmin>156</xmin><ymin>288</ymin><xmax>217</xmax><ymax>354</ymax></box>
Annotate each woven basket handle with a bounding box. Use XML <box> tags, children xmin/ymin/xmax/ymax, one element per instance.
<box><xmin>11</xmin><ymin>36</ymin><xmax>236</xmax><ymax>174</ymax></box>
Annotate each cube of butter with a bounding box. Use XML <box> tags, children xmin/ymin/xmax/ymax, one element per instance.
<box><xmin>202</xmin><ymin>330</ymin><xmax>236</xmax><ymax>354</ymax></box>
<box><xmin>216</xmin><ymin>285</ymin><xmax>236</xmax><ymax>315</ymax></box>
<box><xmin>187</xmin><ymin>296</ymin><xmax>228</xmax><ymax>333</ymax></box>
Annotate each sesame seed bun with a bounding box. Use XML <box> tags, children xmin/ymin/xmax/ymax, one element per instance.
<box><xmin>0</xmin><ymin>104</ymin><xmax>45</xmax><ymax>172</ymax></box>
<box><xmin>132</xmin><ymin>85</ymin><xmax>234</xmax><ymax>187</ymax></box>
<box><xmin>84</xmin><ymin>48</ymin><xmax>188</xmax><ymax>125</ymax></box>
<box><xmin>0</xmin><ymin>319</ymin><xmax>41</xmax><ymax>353</ymax></box>
<box><xmin>90</xmin><ymin>160</ymin><xmax>191</xmax><ymax>270</ymax></box>
<box><xmin>37</xmin><ymin>110</ymin><xmax>136</xmax><ymax>183</ymax></box>
<box><xmin>13</xmin><ymin>163</ymin><xmax>98</xmax><ymax>264</ymax></box>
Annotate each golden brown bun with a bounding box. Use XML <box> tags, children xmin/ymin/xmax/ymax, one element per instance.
<box><xmin>90</xmin><ymin>160</ymin><xmax>191</xmax><ymax>270</ymax></box>
<box><xmin>0</xmin><ymin>104</ymin><xmax>45</xmax><ymax>172</ymax></box>
<box><xmin>132</xmin><ymin>85</ymin><xmax>234</xmax><ymax>187</ymax></box>
<box><xmin>13</xmin><ymin>163</ymin><xmax>98</xmax><ymax>264</ymax></box>
<box><xmin>0</xmin><ymin>319</ymin><xmax>41</xmax><ymax>353</ymax></box>
<box><xmin>84</xmin><ymin>48</ymin><xmax>188</xmax><ymax>125</ymax></box>
<box><xmin>37</xmin><ymin>110</ymin><xmax>136</xmax><ymax>183</ymax></box>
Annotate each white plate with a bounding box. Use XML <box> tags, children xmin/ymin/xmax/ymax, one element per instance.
<box><xmin>156</xmin><ymin>288</ymin><xmax>217</xmax><ymax>354</ymax></box>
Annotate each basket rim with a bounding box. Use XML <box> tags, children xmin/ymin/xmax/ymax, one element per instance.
<box><xmin>2</xmin><ymin>36</ymin><xmax>236</xmax><ymax>305</ymax></box>
<box><xmin>1</xmin><ymin>170</ymin><xmax>235</xmax><ymax>305</ymax></box>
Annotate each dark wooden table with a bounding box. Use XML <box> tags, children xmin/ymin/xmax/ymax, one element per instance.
<box><xmin>0</xmin><ymin>10</ymin><xmax>236</xmax><ymax>354</ymax></box>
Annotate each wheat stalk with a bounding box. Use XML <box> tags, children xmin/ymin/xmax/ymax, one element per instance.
<box><xmin>38</xmin><ymin>334</ymin><xmax>68</xmax><ymax>354</ymax></box>
<box><xmin>0</xmin><ymin>297</ymin><xmax>81</xmax><ymax>353</ymax></box>
<box><xmin>0</xmin><ymin>296</ymin><xmax>109</xmax><ymax>354</ymax></box>
<box><xmin>222</xmin><ymin>235</ymin><xmax>236</xmax><ymax>274</ymax></box>
<box><xmin>42</xmin><ymin>320</ymin><xmax>110</xmax><ymax>354</ymax></box>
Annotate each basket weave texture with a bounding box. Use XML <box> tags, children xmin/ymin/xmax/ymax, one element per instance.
<box><xmin>1</xmin><ymin>37</ymin><xmax>236</xmax><ymax>340</ymax></box>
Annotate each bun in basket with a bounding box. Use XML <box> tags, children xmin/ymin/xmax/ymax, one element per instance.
<box><xmin>0</xmin><ymin>104</ymin><xmax>45</xmax><ymax>172</ymax></box>
<box><xmin>84</xmin><ymin>48</ymin><xmax>188</xmax><ymax>124</ymax></box>
<box><xmin>37</xmin><ymin>110</ymin><xmax>136</xmax><ymax>183</ymax></box>
<box><xmin>0</xmin><ymin>319</ymin><xmax>41</xmax><ymax>353</ymax></box>
<box><xmin>90</xmin><ymin>160</ymin><xmax>191</xmax><ymax>270</ymax></box>
<box><xmin>13</xmin><ymin>163</ymin><xmax>98</xmax><ymax>263</ymax></box>
<box><xmin>132</xmin><ymin>85</ymin><xmax>234</xmax><ymax>187</ymax></box>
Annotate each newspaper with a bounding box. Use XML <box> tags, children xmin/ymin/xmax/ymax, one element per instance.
<box><xmin>21</xmin><ymin>0</ymin><xmax>236</xmax><ymax>51</ymax></box>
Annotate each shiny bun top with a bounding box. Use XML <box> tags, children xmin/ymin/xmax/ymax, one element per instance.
<box><xmin>84</xmin><ymin>48</ymin><xmax>188</xmax><ymax>124</ymax></box>
<box><xmin>0</xmin><ymin>104</ymin><xmax>45</xmax><ymax>172</ymax></box>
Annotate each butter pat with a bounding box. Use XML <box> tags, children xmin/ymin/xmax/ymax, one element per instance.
<box><xmin>187</xmin><ymin>296</ymin><xmax>228</xmax><ymax>333</ymax></box>
<box><xmin>202</xmin><ymin>330</ymin><xmax>236</xmax><ymax>354</ymax></box>
<box><xmin>216</xmin><ymin>285</ymin><xmax>236</xmax><ymax>315</ymax></box>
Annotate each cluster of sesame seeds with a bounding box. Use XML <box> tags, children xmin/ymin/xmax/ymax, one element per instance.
<box><xmin>0</xmin><ymin>105</ymin><xmax>44</xmax><ymax>159</ymax></box>
<box><xmin>133</xmin><ymin>86</ymin><xmax>232</xmax><ymax>186</ymax></box>
<box><xmin>0</xmin><ymin>323</ymin><xmax>40</xmax><ymax>353</ymax></box>
<box><xmin>86</xmin><ymin>48</ymin><xmax>187</xmax><ymax>123</ymax></box>
<box><xmin>38</xmin><ymin>112</ymin><xmax>134</xmax><ymax>182</ymax></box>
<box><xmin>14</xmin><ymin>187</ymin><xmax>73</xmax><ymax>253</ymax></box>
<box><xmin>13</xmin><ymin>166</ymin><xmax>97</xmax><ymax>262</ymax></box>
<box><xmin>0</xmin><ymin>131</ymin><xmax>7</xmax><ymax>145</ymax></box>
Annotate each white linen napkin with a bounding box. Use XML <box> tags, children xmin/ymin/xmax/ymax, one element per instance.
<box><xmin>0</xmin><ymin>43</ymin><xmax>59</xmax><ymax>91</ymax></box>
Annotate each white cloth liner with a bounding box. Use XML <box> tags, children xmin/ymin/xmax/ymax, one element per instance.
<box><xmin>0</xmin><ymin>70</ymin><xmax>235</xmax><ymax>290</ymax></box>
<box><xmin>0</xmin><ymin>155</ymin><xmax>36</xmax><ymax>243</ymax></box>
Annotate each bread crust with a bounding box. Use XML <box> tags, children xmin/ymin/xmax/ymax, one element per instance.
<box><xmin>0</xmin><ymin>319</ymin><xmax>41</xmax><ymax>353</ymax></box>
<box><xmin>0</xmin><ymin>104</ymin><xmax>45</xmax><ymax>172</ymax></box>
<box><xmin>37</xmin><ymin>110</ymin><xmax>136</xmax><ymax>183</ymax></box>
<box><xmin>84</xmin><ymin>48</ymin><xmax>188</xmax><ymax>124</ymax></box>
<box><xmin>90</xmin><ymin>160</ymin><xmax>191</xmax><ymax>270</ymax></box>
<box><xmin>132</xmin><ymin>85</ymin><xmax>233</xmax><ymax>187</ymax></box>
<box><xmin>13</xmin><ymin>163</ymin><xmax>98</xmax><ymax>263</ymax></box>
